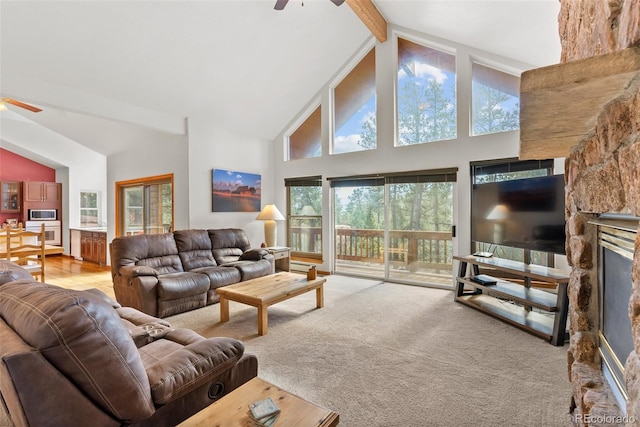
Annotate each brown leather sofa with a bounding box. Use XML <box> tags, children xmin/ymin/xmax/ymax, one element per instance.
<box><xmin>0</xmin><ymin>260</ymin><xmax>258</xmax><ymax>427</ymax></box>
<box><xmin>110</xmin><ymin>228</ymin><xmax>274</xmax><ymax>318</ymax></box>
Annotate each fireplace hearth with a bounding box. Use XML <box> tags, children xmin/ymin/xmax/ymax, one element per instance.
<box><xmin>596</xmin><ymin>219</ymin><xmax>636</xmax><ymax>412</ymax></box>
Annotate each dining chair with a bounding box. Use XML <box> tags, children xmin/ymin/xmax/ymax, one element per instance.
<box><xmin>5</xmin><ymin>223</ymin><xmax>46</xmax><ymax>282</ymax></box>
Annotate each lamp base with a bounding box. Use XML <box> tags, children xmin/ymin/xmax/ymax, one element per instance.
<box><xmin>264</xmin><ymin>220</ymin><xmax>277</xmax><ymax>247</ymax></box>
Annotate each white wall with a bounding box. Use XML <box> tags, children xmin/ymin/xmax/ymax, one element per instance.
<box><xmin>107</xmin><ymin>132</ymin><xmax>189</xmax><ymax>249</ymax></box>
<box><xmin>271</xmin><ymin>25</ymin><xmax>541</xmax><ymax>274</ymax></box>
<box><xmin>186</xmin><ymin>118</ymin><xmax>273</xmax><ymax>248</ymax></box>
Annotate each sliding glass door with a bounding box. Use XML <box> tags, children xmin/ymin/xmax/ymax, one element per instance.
<box><xmin>116</xmin><ymin>174</ymin><xmax>173</xmax><ymax>236</ymax></box>
<box><xmin>333</xmin><ymin>178</ymin><xmax>385</xmax><ymax>279</ymax></box>
<box><xmin>332</xmin><ymin>170</ymin><xmax>455</xmax><ymax>287</ymax></box>
<box><xmin>387</xmin><ymin>179</ymin><xmax>454</xmax><ymax>286</ymax></box>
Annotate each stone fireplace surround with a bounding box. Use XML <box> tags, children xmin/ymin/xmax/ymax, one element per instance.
<box><xmin>558</xmin><ymin>1</ymin><xmax>640</xmax><ymax>425</ymax></box>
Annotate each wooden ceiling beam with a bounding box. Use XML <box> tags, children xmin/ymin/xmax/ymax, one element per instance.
<box><xmin>519</xmin><ymin>47</ymin><xmax>640</xmax><ymax>160</ymax></box>
<box><xmin>345</xmin><ymin>0</ymin><xmax>387</xmax><ymax>43</ymax></box>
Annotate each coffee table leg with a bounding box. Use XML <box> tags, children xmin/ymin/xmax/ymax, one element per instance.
<box><xmin>316</xmin><ymin>284</ymin><xmax>324</xmax><ymax>308</ymax></box>
<box><xmin>220</xmin><ymin>296</ymin><xmax>229</xmax><ymax>322</ymax></box>
<box><xmin>257</xmin><ymin>305</ymin><xmax>268</xmax><ymax>336</ymax></box>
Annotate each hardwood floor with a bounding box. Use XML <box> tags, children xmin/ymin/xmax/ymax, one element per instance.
<box><xmin>43</xmin><ymin>255</ymin><xmax>115</xmax><ymax>298</ymax></box>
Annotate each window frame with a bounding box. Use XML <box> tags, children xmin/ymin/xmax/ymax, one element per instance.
<box><xmin>79</xmin><ymin>190</ymin><xmax>100</xmax><ymax>227</ymax></box>
<box><xmin>395</xmin><ymin>33</ymin><xmax>458</xmax><ymax>147</ymax></box>
<box><xmin>470</xmin><ymin>59</ymin><xmax>521</xmax><ymax>137</ymax></box>
<box><xmin>330</xmin><ymin>40</ymin><xmax>377</xmax><ymax>155</ymax></box>
<box><xmin>285</xmin><ymin>176</ymin><xmax>323</xmax><ymax>260</ymax></box>
<box><xmin>115</xmin><ymin>174</ymin><xmax>174</xmax><ymax>237</ymax></box>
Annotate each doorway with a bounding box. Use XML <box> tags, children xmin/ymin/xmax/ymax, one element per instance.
<box><xmin>331</xmin><ymin>169</ymin><xmax>456</xmax><ymax>287</ymax></box>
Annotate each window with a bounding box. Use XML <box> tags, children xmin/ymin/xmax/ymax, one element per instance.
<box><xmin>286</xmin><ymin>176</ymin><xmax>322</xmax><ymax>258</ymax></box>
<box><xmin>330</xmin><ymin>169</ymin><xmax>457</xmax><ymax>287</ymax></box>
<box><xmin>116</xmin><ymin>174</ymin><xmax>173</xmax><ymax>236</ymax></box>
<box><xmin>80</xmin><ymin>191</ymin><xmax>99</xmax><ymax>227</ymax></box>
<box><xmin>397</xmin><ymin>38</ymin><xmax>456</xmax><ymax>146</ymax></box>
<box><xmin>333</xmin><ymin>48</ymin><xmax>376</xmax><ymax>154</ymax></box>
<box><xmin>288</xmin><ymin>105</ymin><xmax>321</xmax><ymax>160</ymax></box>
<box><xmin>471</xmin><ymin>62</ymin><xmax>520</xmax><ymax>136</ymax></box>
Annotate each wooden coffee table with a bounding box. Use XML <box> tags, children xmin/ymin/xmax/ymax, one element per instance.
<box><xmin>177</xmin><ymin>377</ymin><xmax>339</xmax><ymax>426</ymax></box>
<box><xmin>216</xmin><ymin>272</ymin><xmax>326</xmax><ymax>335</ymax></box>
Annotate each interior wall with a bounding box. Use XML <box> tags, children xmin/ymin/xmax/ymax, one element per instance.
<box><xmin>0</xmin><ymin>148</ymin><xmax>55</xmax><ymax>225</ymax></box>
<box><xmin>1</xmin><ymin>117</ymin><xmax>106</xmax><ymax>254</ymax></box>
<box><xmin>106</xmin><ymin>133</ymin><xmax>189</xmax><ymax>250</ymax></box>
<box><xmin>186</xmin><ymin>118</ymin><xmax>272</xmax><ymax>248</ymax></box>
<box><xmin>271</xmin><ymin>24</ymin><xmax>549</xmax><ymax>274</ymax></box>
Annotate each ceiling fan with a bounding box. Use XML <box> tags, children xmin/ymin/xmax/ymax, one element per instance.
<box><xmin>274</xmin><ymin>0</ymin><xmax>345</xmax><ymax>10</ymax></box>
<box><xmin>0</xmin><ymin>98</ymin><xmax>42</xmax><ymax>113</ymax></box>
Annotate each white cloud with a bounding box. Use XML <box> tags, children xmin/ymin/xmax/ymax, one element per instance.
<box><xmin>334</xmin><ymin>134</ymin><xmax>365</xmax><ymax>154</ymax></box>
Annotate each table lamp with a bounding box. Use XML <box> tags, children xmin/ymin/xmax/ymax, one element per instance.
<box><xmin>486</xmin><ymin>204</ymin><xmax>509</xmax><ymax>244</ymax></box>
<box><xmin>256</xmin><ymin>204</ymin><xmax>285</xmax><ymax>247</ymax></box>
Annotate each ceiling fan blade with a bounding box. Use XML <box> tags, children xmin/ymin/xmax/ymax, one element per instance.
<box><xmin>2</xmin><ymin>98</ymin><xmax>42</xmax><ymax>113</ymax></box>
<box><xmin>330</xmin><ymin>0</ymin><xmax>345</xmax><ymax>5</ymax></box>
<box><xmin>274</xmin><ymin>0</ymin><xmax>289</xmax><ymax>10</ymax></box>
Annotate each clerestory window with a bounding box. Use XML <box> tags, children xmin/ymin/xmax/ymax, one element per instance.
<box><xmin>333</xmin><ymin>48</ymin><xmax>376</xmax><ymax>154</ymax></box>
<box><xmin>397</xmin><ymin>37</ymin><xmax>457</xmax><ymax>146</ymax></box>
<box><xmin>471</xmin><ymin>62</ymin><xmax>520</xmax><ymax>136</ymax></box>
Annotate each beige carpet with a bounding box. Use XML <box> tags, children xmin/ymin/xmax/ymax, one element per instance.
<box><xmin>0</xmin><ymin>275</ymin><xmax>573</xmax><ymax>426</ymax></box>
<box><xmin>168</xmin><ymin>275</ymin><xmax>572</xmax><ymax>427</ymax></box>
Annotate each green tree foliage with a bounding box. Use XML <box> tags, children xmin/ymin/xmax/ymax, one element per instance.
<box><xmin>472</xmin><ymin>83</ymin><xmax>519</xmax><ymax>135</ymax></box>
<box><xmin>290</xmin><ymin>187</ymin><xmax>322</xmax><ymax>215</ymax></box>
<box><xmin>397</xmin><ymin>77</ymin><xmax>456</xmax><ymax>145</ymax></box>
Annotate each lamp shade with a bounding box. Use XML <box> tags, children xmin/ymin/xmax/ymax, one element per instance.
<box><xmin>256</xmin><ymin>204</ymin><xmax>285</xmax><ymax>221</ymax></box>
<box><xmin>486</xmin><ymin>204</ymin><xmax>509</xmax><ymax>220</ymax></box>
<box><xmin>256</xmin><ymin>204</ymin><xmax>285</xmax><ymax>247</ymax></box>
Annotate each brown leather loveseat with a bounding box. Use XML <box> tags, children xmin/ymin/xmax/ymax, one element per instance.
<box><xmin>0</xmin><ymin>260</ymin><xmax>258</xmax><ymax>427</ymax></box>
<box><xmin>110</xmin><ymin>228</ymin><xmax>274</xmax><ymax>318</ymax></box>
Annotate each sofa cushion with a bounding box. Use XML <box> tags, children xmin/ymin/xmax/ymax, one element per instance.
<box><xmin>191</xmin><ymin>265</ymin><xmax>241</xmax><ymax>289</ymax></box>
<box><xmin>174</xmin><ymin>229</ymin><xmax>217</xmax><ymax>270</ymax></box>
<box><xmin>209</xmin><ymin>228</ymin><xmax>252</xmax><ymax>264</ymax></box>
<box><xmin>111</xmin><ymin>233</ymin><xmax>183</xmax><ymax>276</ymax></box>
<box><xmin>222</xmin><ymin>259</ymin><xmax>273</xmax><ymax>281</ymax></box>
<box><xmin>157</xmin><ymin>272</ymin><xmax>211</xmax><ymax>300</ymax></box>
<box><xmin>211</xmin><ymin>247</ymin><xmax>243</xmax><ymax>265</ymax></box>
<box><xmin>0</xmin><ymin>282</ymin><xmax>156</xmax><ymax>421</ymax></box>
<box><xmin>0</xmin><ymin>260</ymin><xmax>35</xmax><ymax>285</ymax></box>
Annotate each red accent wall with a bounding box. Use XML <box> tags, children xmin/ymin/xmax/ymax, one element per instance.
<box><xmin>0</xmin><ymin>148</ymin><xmax>56</xmax><ymax>224</ymax></box>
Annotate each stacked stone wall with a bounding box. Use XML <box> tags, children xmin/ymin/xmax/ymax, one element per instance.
<box><xmin>559</xmin><ymin>1</ymin><xmax>640</xmax><ymax>425</ymax></box>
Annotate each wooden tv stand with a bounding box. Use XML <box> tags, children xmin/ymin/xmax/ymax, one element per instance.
<box><xmin>454</xmin><ymin>255</ymin><xmax>570</xmax><ymax>346</ymax></box>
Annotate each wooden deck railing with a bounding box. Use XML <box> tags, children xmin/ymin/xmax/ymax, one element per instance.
<box><xmin>290</xmin><ymin>227</ymin><xmax>453</xmax><ymax>272</ymax></box>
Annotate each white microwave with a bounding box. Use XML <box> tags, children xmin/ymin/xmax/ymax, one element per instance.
<box><xmin>28</xmin><ymin>209</ymin><xmax>57</xmax><ymax>221</ymax></box>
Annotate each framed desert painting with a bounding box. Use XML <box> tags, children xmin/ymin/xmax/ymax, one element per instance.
<box><xmin>212</xmin><ymin>169</ymin><xmax>261</xmax><ymax>212</ymax></box>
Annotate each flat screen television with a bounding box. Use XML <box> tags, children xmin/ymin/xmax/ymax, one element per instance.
<box><xmin>471</xmin><ymin>174</ymin><xmax>566</xmax><ymax>255</ymax></box>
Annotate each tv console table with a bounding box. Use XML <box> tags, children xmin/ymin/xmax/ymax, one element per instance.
<box><xmin>454</xmin><ymin>255</ymin><xmax>570</xmax><ymax>346</ymax></box>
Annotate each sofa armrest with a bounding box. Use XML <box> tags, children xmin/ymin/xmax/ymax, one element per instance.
<box><xmin>113</xmin><ymin>273</ymin><xmax>160</xmax><ymax>317</ymax></box>
<box><xmin>119</xmin><ymin>265</ymin><xmax>159</xmax><ymax>278</ymax></box>
<box><xmin>239</xmin><ymin>248</ymin><xmax>269</xmax><ymax>261</ymax></box>
<box><xmin>145</xmin><ymin>337</ymin><xmax>245</xmax><ymax>405</ymax></box>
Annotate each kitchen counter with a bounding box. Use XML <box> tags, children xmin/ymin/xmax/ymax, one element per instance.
<box><xmin>70</xmin><ymin>227</ymin><xmax>107</xmax><ymax>232</ymax></box>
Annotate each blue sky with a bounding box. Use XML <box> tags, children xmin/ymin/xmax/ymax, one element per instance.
<box><xmin>212</xmin><ymin>169</ymin><xmax>261</xmax><ymax>191</ymax></box>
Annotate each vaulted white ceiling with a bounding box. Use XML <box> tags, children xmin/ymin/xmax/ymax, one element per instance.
<box><xmin>0</xmin><ymin>0</ymin><xmax>561</xmax><ymax>157</ymax></box>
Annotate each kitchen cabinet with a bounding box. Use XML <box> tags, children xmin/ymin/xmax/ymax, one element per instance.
<box><xmin>23</xmin><ymin>181</ymin><xmax>61</xmax><ymax>207</ymax></box>
<box><xmin>80</xmin><ymin>230</ymin><xmax>107</xmax><ymax>265</ymax></box>
<box><xmin>0</xmin><ymin>181</ymin><xmax>21</xmax><ymax>213</ymax></box>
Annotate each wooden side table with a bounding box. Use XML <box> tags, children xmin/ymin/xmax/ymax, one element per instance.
<box><xmin>177</xmin><ymin>377</ymin><xmax>339</xmax><ymax>426</ymax></box>
<box><xmin>267</xmin><ymin>246</ymin><xmax>290</xmax><ymax>272</ymax></box>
